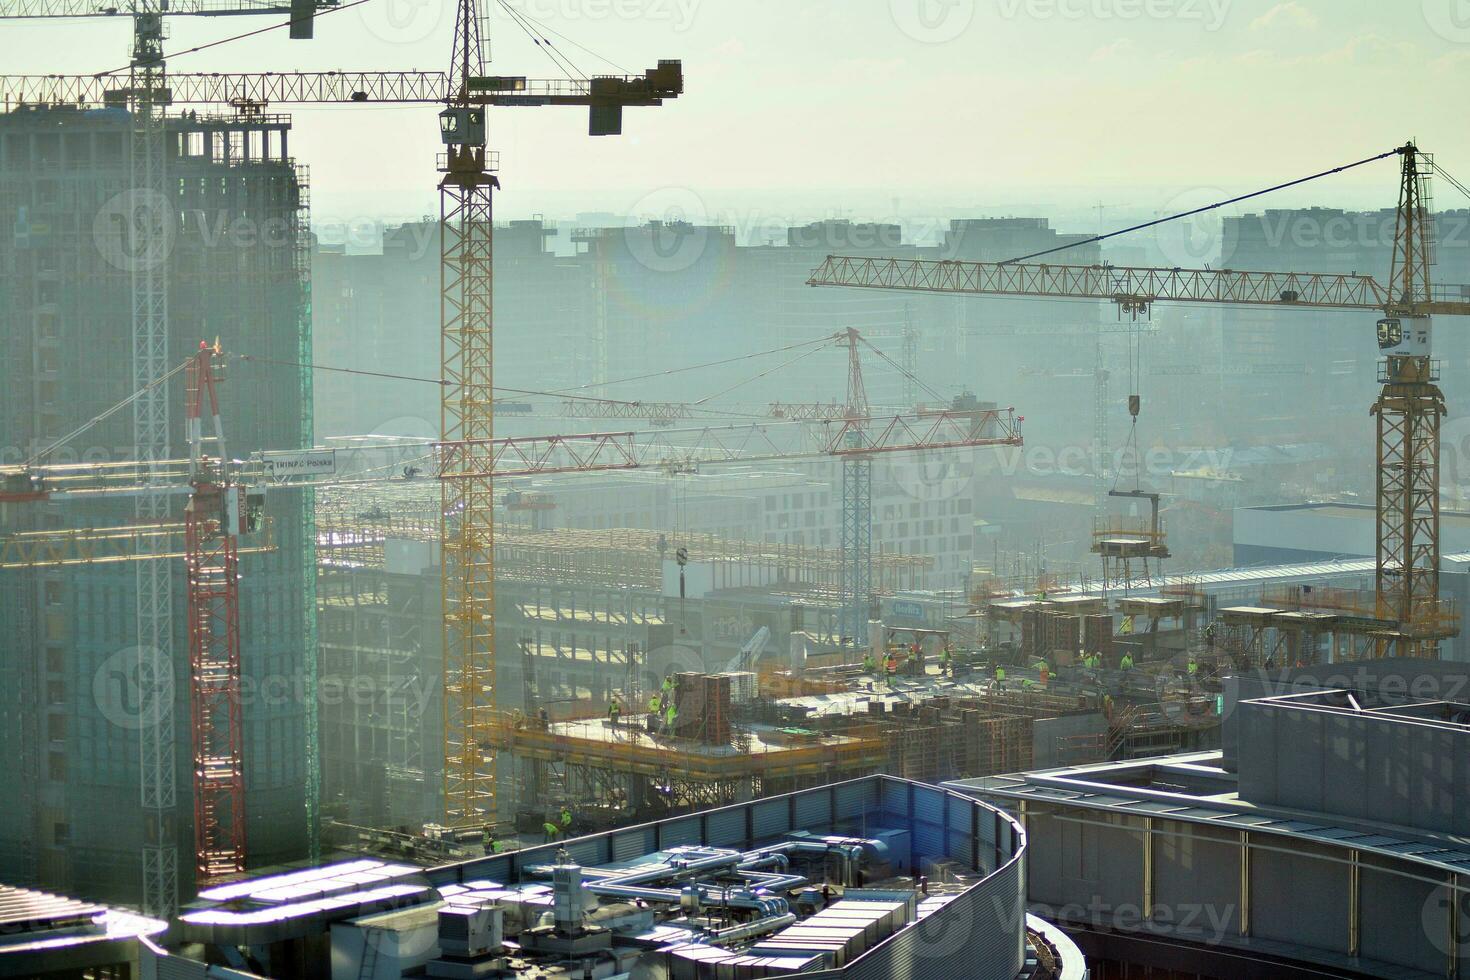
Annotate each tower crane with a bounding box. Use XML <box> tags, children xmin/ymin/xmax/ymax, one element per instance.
<box><xmin>809</xmin><ymin>144</ymin><xmax>1470</xmax><ymax>657</ymax></box>
<box><xmin>3</xmin><ymin>357</ymin><xmax>1021</xmax><ymax>889</ymax></box>
<box><xmin>0</xmin><ymin>0</ymin><xmax>334</xmax><ymax>917</ymax></box>
<box><xmin>513</xmin><ymin>326</ymin><xmax>1008</xmax><ymax>644</ymax></box>
<box><xmin>1</xmin><ymin>2</ymin><xmax>685</xmax><ymax>879</ymax></box>
<box><xmin>0</xmin><ymin>343</ymin><xmax>260</xmax><ymax>893</ymax></box>
<box><xmin>431</xmin><ymin>0</ymin><xmax>682</xmax><ymax>832</ymax></box>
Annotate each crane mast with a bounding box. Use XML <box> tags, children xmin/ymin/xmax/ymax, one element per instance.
<box><xmin>809</xmin><ymin>144</ymin><xmax>1466</xmax><ymax>657</ymax></box>
<box><xmin>438</xmin><ymin>0</ymin><xmax>498</xmax><ymax>829</ymax></box>
<box><xmin>1374</xmin><ymin>145</ymin><xmax>1450</xmax><ymax>656</ymax></box>
<box><xmin>128</xmin><ymin>0</ymin><xmax>178</xmax><ymax>916</ymax></box>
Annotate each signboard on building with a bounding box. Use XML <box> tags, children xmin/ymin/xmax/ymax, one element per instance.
<box><xmin>260</xmin><ymin>449</ymin><xmax>337</xmax><ymax>481</ymax></box>
<box><xmin>889</xmin><ymin>599</ymin><xmax>925</xmax><ymax>621</ymax></box>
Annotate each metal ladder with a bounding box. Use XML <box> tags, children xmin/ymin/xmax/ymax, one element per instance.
<box><xmin>357</xmin><ymin>927</ymin><xmax>381</xmax><ymax>980</ymax></box>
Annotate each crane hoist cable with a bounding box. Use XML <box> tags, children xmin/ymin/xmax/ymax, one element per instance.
<box><xmin>998</xmin><ymin>146</ymin><xmax>1407</xmax><ymax>266</ymax></box>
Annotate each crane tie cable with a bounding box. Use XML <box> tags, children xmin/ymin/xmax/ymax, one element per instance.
<box><xmin>999</xmin><ymin>146</ymin><xmax>1408</xmax><ymax>266</ymax></box>
<box><xmin>92</xmin><ymin>0</ymin><xmax>380</xmax><ymax>78</ymax></box>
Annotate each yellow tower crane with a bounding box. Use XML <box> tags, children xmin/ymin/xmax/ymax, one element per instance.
<box><xmin>809</xmin><ymin>144</ymin><xmax>1470</xmax><ymax>657</ymax></box>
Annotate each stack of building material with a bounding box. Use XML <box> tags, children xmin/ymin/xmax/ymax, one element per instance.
<box><xmin>749</xmin><ymin>898</ymin><xmax>912</xmax><ymax>970</ymax></box>
<box><xmin>673</xmin><ymin>673</ymin><xmax>732</xmax><ymax>745</ymax></box>
<box><xmin>718</xmin><ymin>670</ymin><xmax>759</xmax><ymax>704</ymax></box>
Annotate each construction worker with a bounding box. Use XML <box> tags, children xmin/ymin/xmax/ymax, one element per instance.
<box><xmin>543</xmin><ymin>821</ymin><xmax>560</xmax><ymax>843</ymax></box>
<box><xmin>649</xmin><ymin>693</ymin><xmax>662</xmax><ymax>715</ymax></box>
<box><xmin>560</xmin><ymin>806</ymin><xmax>572</xmax><ymax>832</ymax></box>
<box><xmin>1187</xmin><ymin>656</ymin><xmax>1199</xmax><ymax>678</ymax></box>
<box><xmin>664</xmin><ymin>702</ymin><xmax>677</xmax><ymax>731</ymax></box>
<box><xmin>994</xmin><ymin>664</ymin><xmax>1006</xmax><ymax>684</ymax></box>
<box><xmin>862</xmin><ymin>653</ymin><xmax>876</xmax><ymax>676</ymax></box>
<box><xmin>1120</xmin><ymin>652</ymin><xmax>1135</xmax><ymax>671</ymax></box>
<box><xmin>608</xmin><ymin>700</ymin><xmax>621</xmax><ymax>726</ymax></box>
<box><xmin>1103</xmin><ymin>692</ymin><xmax>1115</xmax><ymax>721</ymax></box>
<box><xmin>940</xmin><ymin>645</ymin><xmax>953</xmax><ymax>676</ymax></box>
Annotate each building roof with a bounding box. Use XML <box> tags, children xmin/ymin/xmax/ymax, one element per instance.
<box><xmin>0</xmin><ymin>885</ymin><xmax>167</xmax><ymax>976</ymax></box>
<box><xmin>950</xmin><ymin>753</ymin><xmax>1470</xmax><ymax>881</ymax></box>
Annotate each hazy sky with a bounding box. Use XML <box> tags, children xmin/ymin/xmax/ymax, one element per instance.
<box><xmin>9</xmin><ymin>0</ymin><xmax>1470</xmax><ymax>233</ymax></box>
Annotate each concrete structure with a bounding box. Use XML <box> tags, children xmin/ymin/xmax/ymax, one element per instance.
<box><xmin>173</xmin><ymin>776</ymin><xmax>1085</xmax><ymax>979</ymax></box>
<box><xmin>0</xmin><ymin>105</ymin><xmax>316</xmax><ymax>906</ymax></box>
<box><xmin>950</xmin><ymin>658</ymin><xmax>1470</xmax><ymax>979</ymax></box>
<box><xmin>315</xmin><ymin>482</ymin><xmax>937</xmax><ymax>831</ymax></box>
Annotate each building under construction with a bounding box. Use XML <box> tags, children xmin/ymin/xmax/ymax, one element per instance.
<box><xmin>0</xmin><ymin>105</ymin><xmax>316</xmax><ymax>908</ymax></box>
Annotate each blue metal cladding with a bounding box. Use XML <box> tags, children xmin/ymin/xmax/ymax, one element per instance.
<box><xmin>563</xmin><ymin>839</ymin><xmax>600</xmax><ymax>867</ymax></box>
<box><xmin>658</xmin><ymin>816</ymin><xmax>701</xmax><ymax>850</ymax></box>
<box><xmin>752</xmin><ymin>798</ymin><xmax>791</xmax><ymax>839</ymax></box>
<box><xmin>704</xmin><ymin>808</ymin><xmax>745</xmax><ymax>848</ymax></box>
<box><xmin>834</xmin><ymin>780</ymin><xmax>876</xmax><ymax>819</ymax></box>
<box><xmin>610</xmin><ymin>827</ymin><xmax>655</xmax><ymax>863</ymax></box>
<box><xmin>794</xmin><ymin>789</ymin><xmax>832</xmax><ymax>827</ymax></box>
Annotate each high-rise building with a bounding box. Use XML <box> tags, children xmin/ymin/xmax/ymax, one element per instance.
<box><xmin>0</xmin><ymin>105</ymin><xmax>316</xmax><ymax>907</ymax></box>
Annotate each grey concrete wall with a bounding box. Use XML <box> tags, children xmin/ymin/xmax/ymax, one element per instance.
<box><xmin>1237</xmin><ymin>695</ymin><xmax>1470</xmax><ymax>836</ymax></box>
<box><xmin>1005</xmin><ymin>800</ymin><xmax>1462</xmax><ymax>979</ymax></box>
<box><xmin>1033</xmin><ymin>713</ymin><xmax>1109</xmax><ymax>769</ymax></box>
<box><xmin>1222</xmin><ymin>658</ymin><xmax>1470</xmax><ymax>773</ymax></box>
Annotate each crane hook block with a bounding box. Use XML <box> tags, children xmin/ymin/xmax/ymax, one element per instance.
<box><xmin>1128</xmin><ymin>394</ymin><xmax>1141</xmax><ymax>418</ymax></box>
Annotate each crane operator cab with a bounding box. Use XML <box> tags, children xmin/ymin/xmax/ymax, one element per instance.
<box><xmin>440</xmin><ymin>107</ymin><xmax>486</xmax><ymax>147</ymax></box>
<box><xmin>1377</xmin><ymin>314</ymin><xmax>1436</xmax><ymax>384</ymax></box>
